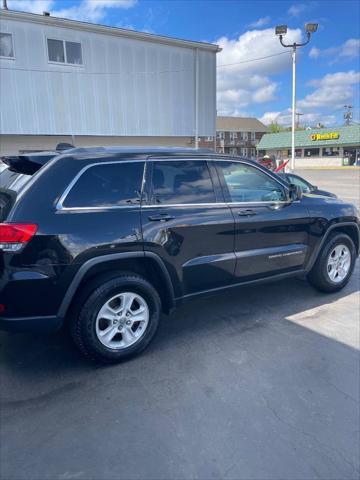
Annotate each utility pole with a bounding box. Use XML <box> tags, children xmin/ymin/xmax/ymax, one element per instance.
<box><xmin>295</xmin><ymin>112</ymin><xmax>303</xmax><ymax>129</ymax></box>
<box><xmin>2</xmin><ymin>0</ymin><xmax>8</xmax><ymax>9</ymax></box>
<box><xmin>344</xmin><ymin>105</ymin><xmax>353</xmax><ymax>126</ymax></box>
<box><xmin>275</xmin><ymin>23</ymin><xmax>318</xmax><ymax>171</ymax></box>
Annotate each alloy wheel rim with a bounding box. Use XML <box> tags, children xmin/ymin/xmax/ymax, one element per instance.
<box><xmin>326</xmin><ymin>244</ymin><xmax>351</xmax><ymax>284</ymax></box>
<box><xmin>95</xmin><ymin>292</ymin><xmax>149</xmax><ymax>350</ymax></box>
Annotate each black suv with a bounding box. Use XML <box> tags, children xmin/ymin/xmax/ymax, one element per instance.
<box><xmin>0</xmin><ymin>148</ymin><xmax>359</xmax><ymax>362</ymax></box>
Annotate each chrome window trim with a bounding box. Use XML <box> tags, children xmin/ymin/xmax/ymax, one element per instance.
<box><xmin>142</xmin><ymin>201</ymin><xmax>288</xmax><ymax>208</ymax></box>
<box><xmin>147</xmin><ymin>156</ymin><xmax>289</xmax><ymax>189</ymax></box>
<box><xmin>57</xmin><ymin>156</ymin><xmax>289</xmax><ymax>211</ymax></box>
<box><xmin>56</xmin><ymin>160</ymin><xmax>145</xmax><ymax>211</ymax></box>
<box><xmin>212</xmin><ymin>158</ymin><xmax>289</xmax><ymax>187</ymax></box>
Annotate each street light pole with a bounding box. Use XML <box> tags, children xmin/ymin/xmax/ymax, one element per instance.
<box><xmin>275</xmin><ymin>23</ymin><xmax>318</xmax><ymax>172</ymax></box>
<box><xmin>291</xmin><ymin>46</ymin><xmax>296</xmax><ymax>172</ymax></box>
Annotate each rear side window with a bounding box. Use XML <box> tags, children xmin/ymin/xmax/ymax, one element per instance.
<box><xmin>62</xmin><ymin>162</ymin><xmax>145</xmax><ymax>208</ymax></box>
<box><xmin>151</xmin><ymin>160</ymin><xmax>216</xmax><ymax>204</ymax></box>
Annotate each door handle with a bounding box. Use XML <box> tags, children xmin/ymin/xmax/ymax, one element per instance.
<box><xmin>237</xmin><ymin>209</ymin><xmax>257</xmax><ymax>217</ymax></box>
<box><xmin>148</xmin><ymin>214</ymin><xmax>175</xmax><ymax>222</ymax></box>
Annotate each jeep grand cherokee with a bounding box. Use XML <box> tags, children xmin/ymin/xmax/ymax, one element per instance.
<box><xmin>0</xmin><ymin>148</ymin><xmax>358</xmax><ymax>363</ymax></box>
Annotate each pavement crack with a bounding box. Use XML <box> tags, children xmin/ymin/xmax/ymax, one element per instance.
<box><xmin>263</xmin><ymin>396</ymin><xmax>359</xmax><ymax>476</ymax></box>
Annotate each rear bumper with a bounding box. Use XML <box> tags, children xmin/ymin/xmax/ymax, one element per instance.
<box><xmin>0</xmin><ymin>315</ymin><xmax>63</xmax><ymax>333</ymax></box>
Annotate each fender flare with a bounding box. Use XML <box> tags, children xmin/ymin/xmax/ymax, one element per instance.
<box><xmin>57</xmin><ymin>251</ymin><xmax>175</xmax><ymax>319</ymax></box>
<box><xmin>306</xmin><ymin>221</ymin><xmax>360</xmax><ymax>271</ymax></box>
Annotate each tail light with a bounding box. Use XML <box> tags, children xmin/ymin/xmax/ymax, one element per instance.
<box><xmin>0</xmin><ymin>223</ymin><xmax>38</xmax><ymax>252</ymax></box>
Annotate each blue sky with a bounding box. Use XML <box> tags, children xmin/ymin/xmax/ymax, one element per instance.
<box><xmin>8</xmin><ymin>0</ymin><xmax>360</xmax><ymax>127</ymax></box>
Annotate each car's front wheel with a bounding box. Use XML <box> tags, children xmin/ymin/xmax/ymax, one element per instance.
<box><xmin>71</xmin><ymin>273</ymin><xmax>161</xmax><ymax>363</ymax></box>
<box><xmin>307</xmin><ymin>233</ymin><xmax>356</xmax><ymax>293</ymax></box>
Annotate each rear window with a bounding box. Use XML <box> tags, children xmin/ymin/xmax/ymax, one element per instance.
<box><xmin>62</xmin><ymin>162</ymin><xmax>145</xmax><ymax>208</ymax></box>
<box><xmin>0</xmin><ymin>163</ymin><xmax>31</xmax><ymax>192</ymax></box>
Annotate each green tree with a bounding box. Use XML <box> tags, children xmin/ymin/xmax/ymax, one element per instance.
<box><xmin>268</xmin><ymin>121</ymin><xmax>285</xmax><ymax>133</ymax></box>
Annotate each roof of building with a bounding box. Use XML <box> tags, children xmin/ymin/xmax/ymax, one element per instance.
<box><xmin>217</xmin><ymin>116</ymin><xmax>268</xmax><ymax>132</ymax></box>
<box><xmin>1</xmin><ymin>9</ymin><xmax>220</xmax><ymax>52</ymax></box>
<box><xmin>257</xmin><ymin>125</ymin><xmax>360</xmax><ymax>150</ymax></box>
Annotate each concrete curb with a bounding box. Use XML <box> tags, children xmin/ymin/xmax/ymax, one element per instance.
<box><xmin>296</xmin><ymin>166</ymin><xmax>360</xmax><ymax>171</ymax></box>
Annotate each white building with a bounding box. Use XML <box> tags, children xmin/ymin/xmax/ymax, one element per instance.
<box><xmin>0</xmin><ymin>9</ymin><xmax>219</xmax><ymax>155</ymax></box>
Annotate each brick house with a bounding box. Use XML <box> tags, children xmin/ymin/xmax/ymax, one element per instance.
<box><xmin>199</xmin><ymin>116</ymin><xmax>268</xmax><ymax>158</ymax></box>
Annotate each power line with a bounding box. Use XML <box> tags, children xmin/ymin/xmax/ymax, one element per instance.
<box><xmin>217</xmin><ymin>51</ymin><xmax>290</xmax><ymax>68</ymax></box>
<box><xmin>0</xmin><ymin>51</ymin><xmax>291</xmax><ymax>76</ymax></box>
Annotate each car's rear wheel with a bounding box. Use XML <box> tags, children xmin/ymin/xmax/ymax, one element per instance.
<box><xmin>307</xmin><ymin>233</ymin><xmax>356</xmax><ymax>293</ymax></box>
<box><xmin>71</xmin><ymin>274</ymin><xmax>161</xmax><ymax>363</ymax></box>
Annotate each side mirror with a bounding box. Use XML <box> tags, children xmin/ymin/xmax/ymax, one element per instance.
<box><xmin>289</xmin><ymin>183</ymin><xmax>303</xmax><ymax>201</ymax></box>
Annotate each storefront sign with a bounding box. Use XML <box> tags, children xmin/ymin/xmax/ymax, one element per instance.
<box><xmin>310</xmin><ymin>132</ymin><xmax>340</xmax><ymax>141</ymax></box>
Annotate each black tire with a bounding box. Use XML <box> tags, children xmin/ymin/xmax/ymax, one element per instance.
<box><xmin>307</xmin><ymin>233</ymin><xmax>356</xmax><ymax>293</ymax></box>
<box><xmin>71</xmin><ymin>273</ymin><xmax>161</xmax><ymax>363</ymax></box>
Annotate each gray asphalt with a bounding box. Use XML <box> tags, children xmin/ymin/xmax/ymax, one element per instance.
<box><xmin>297</xmin><ymin>168</ymin><xmax>360</xmax><ymax>208</ymax></box>
<box><xmin>1</xmin><ymin>170</ymin><xmax>359</xmax><ymax>480</ymax></box>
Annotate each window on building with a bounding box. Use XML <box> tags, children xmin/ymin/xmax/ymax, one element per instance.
<box><xmin>206</xmin><ymin>136</ymin><xmax>214</xmax><ymax>142</ymax></box>
<box><xmin>216</xmin><ymin>161</ymin><xmax>286</xmax><ymax>203</ymax></box>
<box><xmin>240</xmin><ymin>148</ymin><xmax>247</xmax><ymax>156</ymax></box>
<box><xmin>151</xmin><ymin>160</ymin><xmax>215</xmax><ymax>205</ymax></box>
<box><xmin>251</xmin><ymin>148</ymin><xmax>256</xmax><ymax>157</ymax></box>
<box><xmin>251</xmin><ymin>132</ymin><xmax>256</xmax><ymax>141</ymax></box>
<box><xmin>230</xmin><ymin>132</ymin><xmax>238</xmax><ymax>141</ymax></box>
<box><xmin>304</xmin><ymin>148</ymin><xmax>320</xmax><ymax>157</ymax></box>
<box><xmin>62</xmin><ymin>162</ymin><xmax>144</xmax><ymax>208</ymax></box>
<box><xmin>217</xmin><ymin>131</ymin><xmax>225</xmax><ymax>140</ymax></box>
<box><xmin>230</xmin><ymin>147</ymin><xmax>237</xmax><ymax>155</ymax></box>
<box><xmin>322</xmin><ymin>147</ymin><xmax>340</xmax><ymax>157</ymax></box>
<box><xmin>287</xmin><ymin>149</ymin><xmax>303</xmax><ymax>158</ymax></box>
<box><xmin>0</xmin><ymin>33</ymin><xmax>14</xmax><ymax>58</ymax></box>
<box><xmin>47</xmin><ymin>38</ymin><xmax>83</xmax><ymax>65</ymax></box>
<box><xmin>240</xmin><ymin>132</ymin><xmax>248</xmax><ymax>141</ymax></box>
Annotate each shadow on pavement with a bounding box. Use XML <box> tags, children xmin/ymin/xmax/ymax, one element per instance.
<box><xmin>0</xmin><ymin>268</ymin><xmax>359</xmax><ymax>480</ymax></box>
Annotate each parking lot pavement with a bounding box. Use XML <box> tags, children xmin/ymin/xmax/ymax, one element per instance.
<box><xmin>296</xmin><ymin>168</ymin><xmax>360</xmax><ymax>208</ymax></box>
<box><xmin>1</xmin><ymin>170</ymin><xmax>359</xmax><ymax>480</ymax></box>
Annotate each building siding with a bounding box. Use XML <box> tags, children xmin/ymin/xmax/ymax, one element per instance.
<box><xmin>0</xmin><ymin>15</ymin><xmax>217</xmax><ymax>138</ymax></box>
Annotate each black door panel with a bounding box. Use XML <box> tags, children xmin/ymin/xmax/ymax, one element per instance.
<box><xmin>142</xmin><ymin>204</ymin><xmax>236</xmax><ymax>297</ymax></box>
<box><xmin>141</xmin><ymin>159</ymin><xmax>236</xmax><ymax>297</ymax></box>
<box><xmin>215</xmin><ymin>160</ymin><xmax>311</xmax><ymax>280</ymax></box>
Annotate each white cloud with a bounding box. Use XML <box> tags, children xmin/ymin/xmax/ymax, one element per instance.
<box><xmin>52</xmin><ymin>0</ymin><xmax>137</xmax><ymax>22</ymax></box>
<box><xmin>260</xmin><ymin>110</ymin><xmax>337</xmax><ymax>128</ymax></box>
<box><xmin>216</xmin><ymin>28</ymin><xmax>302</xmax><ymax>115</ymax></box>
<box><xmin>288</xmin><ymin>3</ymin><xmax>310</xmax><ymax>17</ymax></box>
<box><xmin>248</xmin><ymin>16</ymin><xmax>271</xmax><ymax>28</ymax></box>
<box><xmin>288</xmin><ymin>3</ymin><xmax>307</xmax><ymax>17</ymax></box>
<box><xmin>253</xmin><ymin>84</ymin><xmax>278</xmax><ymax>103</ymax></box>
<box><xmin>259</xmin><ymin>111</ymin><xmax>282</xmax><ymax>125</ymax></box>
<box><xmin>8</xmin><ymin>0</ymin><xmax>137</xmax><ymax>22</ymax></box>
<box><xmin>7</xmin><ymin>0</ymin><xmax>54</xmax><ymax>13</ymax></box>
<box><xmin>298</xmin><ymin>70</ymin><xmax>360</xmax><ymax>110</ymax></box>
<box><xmin>309</xmin><ymin>38</ymin><xmax>360</xmax><ymax>63</ymax></box>
<box><xmin>309</xmin><ymin>47</ymin><xmax>320</xmax><ymax>59</ymax></box>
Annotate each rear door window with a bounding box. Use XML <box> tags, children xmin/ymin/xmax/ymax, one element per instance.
<box><xmin>150</xmin><ymin>160</ymin><xmax>216</xmax><ymax>205</ymax></box>
<box><xmin>62</xmin><ymin>162</ymin><xmax>145</xmax><ymax>208</ymax></box>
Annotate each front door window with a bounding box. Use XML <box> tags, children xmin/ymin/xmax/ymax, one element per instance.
<box><xmin>216</xmin><ymin>161</ymin><xmax>286</xmax><ymax>203</ymax></box>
